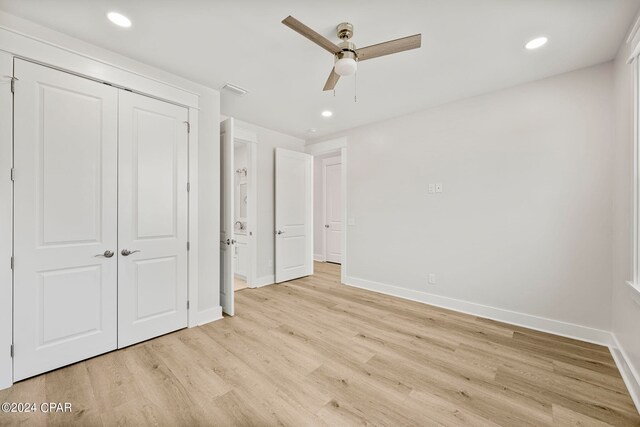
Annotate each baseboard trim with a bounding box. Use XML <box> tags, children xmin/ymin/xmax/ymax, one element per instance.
<box><xmin>344</xmin><ymin>276</ymin><xmax>612</xmax><ymax>346</ymax></box>
<box><xmin>314</xmin><ymin>254</ymin><xmax>325</xmax><ymax>262</ymax></box>
<box><xmin>0</xmin><ymin>377</ymin><xmax>11</xmax><ymax>391</ymax></box>
<box><xmin>610</xmin><ymin>334</ymin><xmax>640</xmax><ymax>413</ymax></box>
<box><xmin>254</xmin><ymin>275</ymin><xmax>275</xmax><ymax>288</ymax></box>
<box><xmin>195</xmin><ymin>306</ymin><xmax>223</xmax><ymax>326</ymax></box>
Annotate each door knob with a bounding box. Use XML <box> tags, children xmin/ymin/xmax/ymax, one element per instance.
<box><xmin>121</xmin><ymin>249</ymin><xmax>141</xmax><ymax>256</ymax></box>
<box><xmin>325</xmin><ymin>224</ymin><xmax>329</xmax><ymax>228</ymax></box>
<box><xmin>95</xmin><ymin>250</ymin><xmax>114</xmax><ymax>258</ymax></box>
<box><xmin>276</xmin><ymin>230</ymin><xmax>285</xmax><ymax>235</ymax></box>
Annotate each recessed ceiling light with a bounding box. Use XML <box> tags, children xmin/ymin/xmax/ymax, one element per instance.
<box><xmin>525</xmin><ymin>36</ymin><xmax>548</xmax><ymax>50</ymax></box>
<box><xmin>107</xmin><ymin>12</ymin><xmax>132</xmax><ymax>28</ymax></box>
<box><xmin>308</xmin><ymin>128</ymin><xmax>318</xmax><ymax>133</ymax></box>
<box><xmin>321</xmin><ymin>111</ymin><xmax>333</xmax><ymax>118</ymax></box>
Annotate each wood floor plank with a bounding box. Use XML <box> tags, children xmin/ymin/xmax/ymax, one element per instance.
<box><xmin>84</xmin><ymin>347</ymin><xmax>144</xmax><ymax>414</ymax></box>
<box><xmin>0</xmin><ymin>261</ymin><xmax>638</xmax><ymax>426</ymax></box>
<box><xmin>43</xmin><ymin>362</ymin><xmax>102</xmax><ymax>426</ymax></box>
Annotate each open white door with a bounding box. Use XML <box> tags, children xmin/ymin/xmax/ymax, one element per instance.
<box><xmin>220</xmin><ymin>119</ymin><xmax>235</xmax><ymax>315</ymax></box>
<box><xmin>117</xmin><ymin>90</ymin><xmax>189</xmax><ymax>348</ymax></box>
<box><xmin>275</xmin><ymin>148</ymin><xmax>313</xmax><ymax>283</ymax></box>
<box><xmin>13</xmin><ymin>59</ymin><xmax>118</xmax><ymax>380</ymax></box>
<box><xmin>323</xmin><ymin>156</ymin><xmax>342</xmax><ymax>264</ymax></box>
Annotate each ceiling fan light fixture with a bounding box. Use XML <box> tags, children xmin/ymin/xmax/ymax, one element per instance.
<box><xmin>334</xmin><ymin>57</ymin><xmax>357</xmax><ymax>76</ymax></box>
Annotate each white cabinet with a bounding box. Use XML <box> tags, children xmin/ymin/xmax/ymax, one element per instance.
<box><xmin>234</xmin><ymin>233</ymin><xmax>249</xmax><ymax>279</ymax></box>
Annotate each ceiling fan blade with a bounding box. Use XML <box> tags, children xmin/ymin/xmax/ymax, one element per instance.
<box><xmin>282</xmin><ymin>15</ymin><xmax>341</xmax><ymax>54</ymax></box>
<box><xmin>323</xmin><ymin>67</ymin><xmax>340</xmax><ymax>91</ymax></box>
<box><xmin>356</xmin><ymin>34</ymin><xmax>421</xmax><ymax>61</ymax></box>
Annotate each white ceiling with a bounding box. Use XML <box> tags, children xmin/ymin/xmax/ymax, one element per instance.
<box><xmin>0</xmin><ymin>0</ymin><xmax>638</xmax><ymax>140</ymax></box>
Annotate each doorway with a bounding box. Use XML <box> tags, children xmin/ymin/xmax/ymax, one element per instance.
<box><xmin>220</xmin><ymin>118</ymin><xmax>258</xmax><ymax>315</ymax></box>
<box><xmin>313</xmin><ymin>148</ymin><xmax>346</xmax><ymax>279</ymax></box>
<box><xmin>232</xmin><ymin>139</ymin><xmax>256</xmax><ymax>292</ymax></box>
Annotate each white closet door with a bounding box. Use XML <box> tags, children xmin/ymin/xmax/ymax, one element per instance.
<box><xmin>323</xmin><ymin>157</ymin><xmax>342</xmax><ymax>264</ymax></box>
<box><xmin>219</xmin><ymin>118</ymin><xmax>234</xmax><ymax>315</ymax></box>
<box><xmin>13</xmin><ymin>59</ymin><xmax>118</xmax><ymax>381</ymax></box>
<box><xmin>275</xmin><ymin>148</ymin><xmax>313</xmax><ymax>283</ymax></box>
<box><xmin>117</xmin><ymin>90</ymin><xmax>189</xmax><ymax>348</ymax></box>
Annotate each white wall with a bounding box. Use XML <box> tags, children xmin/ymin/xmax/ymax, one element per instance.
<box><xmin>196</xmin><ymin>88</ymin><xmax>221</xmax><ymax>320</ymax></box>
<box><xmin>230</xmin><ymin>119</ymin><xmax>306</xmax><ymax>283</ymax></box>
<box><xmin>313</xmin><ymin>153</ymin><xmax>341</xmax><ymax>260</ymax></box>
<box><xmin>0</xmin><ymin>51</ymin><xmax>13</xmax><ymax>391</ymax></box>
<box><xmin>612</xmin><ymin>24</ymin><xmax>640</xmax><ymax>405</ymax></box>
<box><xmin>315</xmin><ymin>63</ymin><xmax>615</xmax><ymax>339</ymax></box>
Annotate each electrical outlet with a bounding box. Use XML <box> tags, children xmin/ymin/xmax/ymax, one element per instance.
<box><xmin>428</xmin><ymin>183</ymin><xmax>435</xmax><ymax>194</ymax></box>
<box><xmin>435</xmin><ymin>183</ymin><xmax>443</xmax><ymax>193</ymax></box>
<box><xmin>428</xmin><ymin>273</ymin><xmax>436</xmax><ymax>285</ymax></box>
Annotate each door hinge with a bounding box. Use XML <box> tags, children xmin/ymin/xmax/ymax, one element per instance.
<box><xmin>10</xmin><ymin>77</ymin><xmax>17</xmax><ymax>94</ymax></box>
<box><xmin>187</xmin><ymin>301</ymin><xmax>190</xmax><ymax>310</ymax></box>
<box><xmin>10</xmin><ymin>345</ymin><xmax>13</xmax><ymax>358</ymax></box>
<box><xmin>10</xmin><ymin>168</ymin><xmax>14</xmax><ymax>181</ymax></box>
<box><xmin>187</xmin><ymin>182</ymin><xmax>190</xmax><ymax>192</ymax></box>
<box><xmin>184</xmin><ymin>121</ymin><xmax>190</xmax><ymax>134</ymax></box>
<box><xmin>187</xmin><ymin>241</ymin><xmax>190</xmax><ymax>251</ymax></box>
<box><xmin>10</xmin><ymin>256</ymin><xmax>13</xmax><ymax>270</ymax></box>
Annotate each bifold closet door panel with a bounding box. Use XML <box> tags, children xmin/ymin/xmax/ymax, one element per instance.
<box><xmin>117</xmin><ymin>90</ymin><xmax>189</xmax><ymax>348</ymax></box>
<box><xmin>13</xmin><ymin>59</ymin><xmax>118</xmax><ymax>381</ymax></box>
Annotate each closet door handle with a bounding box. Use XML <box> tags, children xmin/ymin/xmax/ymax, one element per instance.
<box><xmin>121</xmin><ymin>249</ymin><xmax>141</xmax><ymax>256</ymax></box>
<box><xmin>95</xmin><ymin>250</ymin><xmax>114</xmax><ymax>258</ymax></box>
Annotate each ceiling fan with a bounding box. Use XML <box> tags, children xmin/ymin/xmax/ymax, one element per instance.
<box><xmin>282</xmin><ymin>16</ymin><xmax>421</xmax><ymax>91</ymax></box>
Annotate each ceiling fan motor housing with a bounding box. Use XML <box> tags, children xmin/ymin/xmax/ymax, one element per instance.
<box><xmin>337</xmin><ymin>22</ymin><xmax>354</xmax><ymax>40</ymax></box>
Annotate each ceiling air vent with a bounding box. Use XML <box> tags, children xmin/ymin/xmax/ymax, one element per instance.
<box><xmin>221</xmin><ymin>83</ymin><xmax>249</xmax><ymax>96</ymax></box>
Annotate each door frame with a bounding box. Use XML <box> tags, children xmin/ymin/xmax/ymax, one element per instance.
<box><xmin>233</xmin><ymin>126</ymin><xmax>258</xmax><ymax>289</ymax></box>
<box><xmin>321</xmin><ymin>155</ymin><xmax>343</xmax><ymax>263</ymax></box>
<box><xmin>0</xmin><ymin>41</ymin><xmax>203</xmax><ymax>389</ymax></box>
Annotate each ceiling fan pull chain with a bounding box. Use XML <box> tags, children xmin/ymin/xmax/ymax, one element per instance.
<box><xmin>354</xmin><ymin>70</ymin><xmax>357</xmax><ymax>103</ymax></box>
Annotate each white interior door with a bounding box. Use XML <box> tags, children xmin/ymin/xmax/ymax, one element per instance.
<box><xmin>117</xmin><ymin>90</ymin><xmax>188</xmax><ymax>348</ymax></box>
<box><xmin>13</xmin><ymin>59</ymin><xmax>118</xmax><ymax>380</ymax></box>
<box><xmin>220</xmin><ymin>119</ymin><xmax>234</xmax><ymax>315</ymax></box>
<box><xmin>275</xmin><ymin>148</ymin><xmax>313</xmax><ymax>283</ymax></box>
<box><xmin>323</xmin><ymin>157</ymin><xmax>342</xmax><ymax>264</ymax></box>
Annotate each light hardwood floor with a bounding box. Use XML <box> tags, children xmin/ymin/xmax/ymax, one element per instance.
<box><xmin>1</xmin><ymin>262</ymin><xmax>639</xmax><ymax>426</ymax></box>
